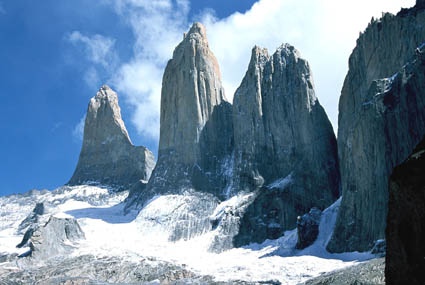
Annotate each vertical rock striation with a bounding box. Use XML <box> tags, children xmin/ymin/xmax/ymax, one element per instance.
<box><xmin>328</xmin><ymin>2</ymin><xmax>425</xmax><ymax>252</ymax></box>
<box><xmin>126</xmin><ymin>24</ymin><xmax>339</xmax><ymax>250</ymax></box>
<box><xmin>129</xmin><ymin>22</ymin><xmax>233</xmax><ymax>208</ymax></box>
<box><xmin>386</xmin><ymin>135</ymin><xmax>425</xmax><ymax>285</ymax></box>
<box><xmin>232</xmin><ymin>45</ymin><xmax>340</xmax><ymax>245</ymax></box>
<box><xmin>68</xmin><ymin>85</ymin><xmax>155</xmax><ymax>189</ymax></box>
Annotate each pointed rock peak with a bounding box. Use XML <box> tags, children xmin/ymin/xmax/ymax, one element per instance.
<box><xmin>180</xmin><ymin>22</ymin><xmax>211</xmax><ymax>52</ymax></box>
<box><xmin>187</xmin><ymin>22</ymin><xmax>207</xmax><ymax>38</ymax></box>
<box><xmin>68</xmin><ymin>85</ymin><xmax>155</xmax><ymax>188</ymax></box>
<box><xmin>96</xmin><ymin>84</ymin><xmax>114</xmax><ymax>98</ymax></box>
<box><xmin>87</xmin><ymin>85</ymin><xmax>131</xmax><ymax>144</ymax></box>
<box><xmin>276</xmin><ymin>43</ymin><xmax>302</xmax><ymax>59</ymax></box>
<box><xmin>250</xmin><ymin>46</ymin><xmax>269</xmax><ymax>66</ymax></box>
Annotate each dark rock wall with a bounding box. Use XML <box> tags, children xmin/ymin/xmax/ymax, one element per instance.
<box><xmin>385</xmin><ymin>136</ymin><xmax>425</xmax><ymax>285</ymax></box>
<box><xmin>328</xmin><ymin>3</ymin><xmax>425</xmax><ymax>252</ymax></box>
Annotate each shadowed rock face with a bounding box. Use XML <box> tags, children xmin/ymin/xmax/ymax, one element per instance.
<box><xmin>68</xmin><ymin>85</ymin><xmax>155</xmax><ymax>189</ymax></box>
<box><xmin>328</xmin><ymin>2</ymin><xmax>425</xmax><ymax>253</ymax></box>
<box><xmin>386</xmin><ymin>136</ymin><xmax>425</xmax><ymax>285</ymax></box>
<box><xmin>128</xmin><ymin>23</ymin><xmax>233</xmax><ymax>208</ymax></box>
<box><xmin>296</xmin><ymin>208</ymin><xmax>322</xmax><ymax>250</ymax></box>
<box><xmin>232</xmin><ymin>45</ymin><xmax>339</xmax><ymax>245</ymax></box>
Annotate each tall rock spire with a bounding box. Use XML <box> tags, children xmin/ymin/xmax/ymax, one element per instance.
<box><xmin>127</xmin><ymin>22</ymin><xmax>233</xmax><ymax>207</ymax></box>
<box><xmin>158</xmin><ymin>22</ymin><xmax>227</xmax><ymax>163</ymax></box>
<box><xmin>68</xmin><ymin>85</ymin><xmax>155</xmax><ymax>189</ymax></box>
<box><xmin>232</xmin><ymin>44</ymin><xmax>340</xmax><ymax>245</ymax></box>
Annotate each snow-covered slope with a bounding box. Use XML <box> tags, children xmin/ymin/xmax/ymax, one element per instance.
<box><xmin>0</xmin><ymin>186</ymin><xmax>376</xmax><ymax>284</ymax></box>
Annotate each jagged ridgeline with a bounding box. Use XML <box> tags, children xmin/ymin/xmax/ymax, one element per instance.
<box><xmin>328</xmin><ymin>1</ymin><xmax>425</xmax><ymax>253</ymax></box>
<box><xmin>67</xmin><ymin>22</ymin><xmax>338</xmax><ymax>251</ymax></box>
<box><xmin>123</xmin><ymin>22</ymin><xmax>339</xmax><ymax>249</ymax></box>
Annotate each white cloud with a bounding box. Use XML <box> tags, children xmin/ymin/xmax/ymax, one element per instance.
<box><xmin>83</xmin><ymin>66</ymin><xmax>101</xmax><ymax>90</ymax></box>
<box><xmin>67</xmin><ymin>31</ymin><xmax>117</xmax><ymax>68</ymax></box>
<box><xmin>107</xmin><ymin>0</ymin><xmax>190</xmax><ymax>140</ymax></box>
<box><xmin>201</xmin><ymin>0</ymin><xmax>416</xmax><ymax>132</ymax></box>
<box><xmin>102</xmin><ymin>0</ymin><xmax>415</xmax><ymax>140</ymax></box>
<box><xmin>73</xmin><ymin>116</ymin><xmax>86</xmax><ymax>141</ymax></box>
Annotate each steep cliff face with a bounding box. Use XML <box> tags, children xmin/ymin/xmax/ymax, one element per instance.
<box><xmin>386</xmin><ymin>135</ymin><xmax>425</xmax><ymax>285</ymax></box>
<box><xmin>232</xmin><ymin>45</ymin><xmax>339</xmax><ymax>244</ymax></box>
<box><xmin>126</xmin><ymin>24</ymin><xmax>339</xmax><ymax>249</ymax></box>
<box><xmin>68</xmin><ymin>85</ymin><xmax>155</xmax><ymax>189</ymax></box>
<box><xmin>329</xmin><ymin>2</ymin><xmax>425</xmax><ymax>252</ymax></box>
<box><xmin>129</xmin><ymin>23</ymin><xmax>233</xmax><ymax>207</ymax></box>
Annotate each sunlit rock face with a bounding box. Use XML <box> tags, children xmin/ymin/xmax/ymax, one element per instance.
<box><xmin>232</xmin><ymin>45</ymin><xmax>339</xmax><ymax>245</ymax></box>
<box><xmin>328</xmin><ymin>1</ymin><xmax>425</xmax><ymax>253</ymax></box>
<box><xmin>28</xmin><ymin>216</ymin><xmax>85</xmax><ymax>260</ymax></box>
<box><xmin>386</xmin><ymin>135</ymin><xmax>425</xmax><ymax>285</ymax></box>
<box><xmin>126</xmin><ymin>24</ymin><xmax>339</xmax><ymax>250</ymax></box>
<box><xmin>128</xmin><ymin>22</ymin><xmax>233</xmax><ymax>209</ymax></box>
<box><xmin>68</xmin><ymin>85</ymin><xmax>155</xmax><ymax>189</ymax></box>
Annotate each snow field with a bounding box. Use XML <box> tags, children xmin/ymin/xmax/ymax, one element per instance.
<box><xmin>0</xmin><ymin>186</ymin><xmax>375</xmax><ymax>284</ymax></box>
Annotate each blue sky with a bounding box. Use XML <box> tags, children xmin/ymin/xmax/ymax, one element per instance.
<box><xmin>0</xmin><ymin>0</ymin><xmax>415</xmax><ymax>196</ymax></box>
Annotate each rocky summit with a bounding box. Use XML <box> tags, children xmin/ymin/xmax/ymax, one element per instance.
<box><xmin>328</xmin><ymin>1</ymin><xmax>425</xmax><ymax>253</ymax></box>
<box><xmin>68</xmin><ymin>85</ymin><xmax>155</xmax><ymax>189</ymax></box>
<box><xmin>125</xmin><ymin>24</ymin><xmax>339</xmax><ymax>249</ymax></box>
<box><xmin>232</xmin><ymin>45</ymin><xmax>339</xmax><ymax>245</ymax></box>
<box><xmin>127</xmin><ymin>22</ymin><xmax>234</xmax><ymax>208</ymax></box>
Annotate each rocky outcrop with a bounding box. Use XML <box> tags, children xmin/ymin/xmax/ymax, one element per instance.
<box><xmin>232</xmin><ymin>45</ymin><xmax>339</xmax><ymax>245</ymax></box>
<box><xmin>304</xmin><ymin>258</ymin><xmax>385</xmax><ymax>285</ymax></box>
<box><xmin>3</xmin><ymin>255</ymin><xmax>204</xmax><ymax>284</ymax></box>
<box><xmin>68</xmin><ymin>85</ymin><xmax>155</xmax><ymax>189</ymax></box>
<box><xmin>328</xmin><ymin>2</ymin><xmax>425</xmax><ymax>252</ymax></box>
<box><xmin>17</xmin><ymin>202</ymin><xmax>44</xmax><ymax>235</ymax></box>
<box><xmin>134</xmin><ymin>192</ymin><xmax>220</xmax><ymax>243</ymax></box>
<box><xmin>22</xmin><ymin>216</ymin><xmax>85</xmax><ymax>260</ymax></box>
<box><xmin>128</xmin><ymin>23</ymin><xmax>233</xmax><ymax>208</ymax></box>
<box><xmin>385</xmin><ymin>136</ymin><xmax>425</xmax><ymax>285</ymax></box>
<box><xmin>296</xmin><ymin>208</ymin><xmax>322</xmax><ymax>250</ymax></box>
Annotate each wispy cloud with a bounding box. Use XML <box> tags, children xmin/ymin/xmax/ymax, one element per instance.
<box><xmin>108</xmin><ymin>0</ymin><xmax>414</xmax><ymax>140</ymax></box>
<box><xmin>71</xmin><ymin>0</ymin><xmax>415</xmax><ymax>142</ymax></box>
<box><xmin>66</xmin><ymin>31</ymin><xmax>118</xmax><ymax>89</ymax></box>
<box><xmin>107</xmin><ymin>0</ymin><xmax>190</xmax><ymax>140</ymax></box>
<box><xmin>0</xmin><ymin>2</ymin><xmax>5</xmax><ymax>14</ymax></box>
<box><xmin>67</xmin><ymin>31</ymin><xmax>117</xmax><ymax>68</ymax></box>
<box><xmin>200</xmin><ymin>0</ymin><xmax>416</xmax><ymax>131</ymax></box>
<box><xmin>72</xmin><ymin>115</ymin><xmax>86</xmax><ymax>142</ymax></box>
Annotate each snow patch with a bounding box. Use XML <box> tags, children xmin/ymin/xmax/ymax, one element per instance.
<box><xmin>210</xmin><ymin>193</ymin><xmax>254</xmax><ymax>222</ymax></box>
<box><xmin>267</xmin><ymin>173</ymin><xmax>293</xmax><ymax>190</ymax></box>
